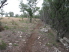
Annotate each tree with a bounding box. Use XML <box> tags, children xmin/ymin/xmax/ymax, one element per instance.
<box><xmin>0</xmin><ymin>0</ymin><xmax>7</xmax><ymax>32</ymax></box>
<box><xmin>8</xmin><ymin>12</ymin><xmax>14</xmax><ymax>17</ymax></box>
<box><xmin>23</xmin><ymin>12</ymin><xmax>28</xmax><ymax>17</ymax></box>
<box><xmin>5</xmin><ymin>12</ymin><xmax>9</xmax><ymax>17</ymax></box>
<box><xmin>0</xmin><ymin>8</ymin><xmax>4</xmax><ymax>17</ymax></box>
<box><xmin>40</xmin><ymin>0</ymin><xmax>69</xmax><ymax>41</ymax></box>
<box><xmin>20</xmin><ymin>14</ymin><xmax>24</xmax><ymax>20</ymax></box>
<box><xmin>0</xmin><ymin>0</ymin><xmax>7</xmax><ymax>8</ymax></box>
<box><xmin>19</xmin><ymin>0</ymin><xmax>40</xmax><ymax>22</ymax></box>
<box><xmin>15</xmin><ymin>14</ymin><xmax>19</xmax><ymax>17</ymax></box>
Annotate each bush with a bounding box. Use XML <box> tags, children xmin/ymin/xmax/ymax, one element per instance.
<box><xmin>4</xmin><ymin>26</ymin><xmax>9</xmax><ymax>29</ymax></box>
<box><xmin>0</xmin><ymin>41</ymin><xmax>7</xmax><ymax>50</ymax></box>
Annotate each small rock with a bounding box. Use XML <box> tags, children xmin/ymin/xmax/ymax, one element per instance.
<box><xmin>38</xmin><ymin>36</ymin><xmax>40</xmax><ymax>39</ymax></box>
<box><xmin>9</xmin><ymin>43</ymin><xmax>12</xmax><ymax>46</ymax></box>
<box><xmin>19</xmin><ymin>35</ymin><xmax>22</xmax><ymax>38</ymax></box>
<box><xmin>43</xmin><ymin>45</ymin><xmax>45</xmax><ymax>46</ymax></box>
<box><xmin>20</xmin><ymin>32</ymin><xmax>22</xmax><ymax>35</ymax></box>
<box><xmin>44</xmin><ymin>30</ymin><xmax>48</xmax><ymax>32</ymax></box>
<box><xmin>22</xmin><ymin>39</ymin><xmax>25</xmax><ymax>41</ymax></box>
<box><xmin>6</xmin><ymin>24</ymin><xmax>7</xmax><ymax>25</ymax></box>
<box><xmin>64</xmin><ymin>43</ymin><xmax>68</xmax><ymax>47</ymax></box>
<box><xmin>66</xmin><ymin>49</ymin><xmax>69</xmax><ymax>50</ymax></box>
<box><xmin>18</xmin><ymin>31</ymin><xmax>20</xmax><ymax>33</ymax></box>
<box><xmin>48</xmin><ymin>43</ymin><xmax>50</xmax><ymax>45</ymax></box>
<box><xmin>24</xmin><ymin>42</ymin><xmax>26</xmax><ymax>43</ymax></box>
<box><xmin>54</xmin><ymin>47</ymin><xmax>61</xmax><ymax>52</ymax></box>
<box><xmin>40</xmin><ymin>28</ymin><xmax>48</xmax><ymax>33</ymax></box>
<box><xmin>39</xmin><ymin>42</ymin><xmax>41</xmax><ymax>45</ymax></box>
<box><xmin>66</xmin><ymin>46</ymin><xmax>69</xmax><ymax>49</ymax></box>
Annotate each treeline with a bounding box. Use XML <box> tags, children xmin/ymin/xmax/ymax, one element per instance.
<box><xmin>0</xmin><ymin>10</ymin><xmax>40</xmax><ymax>19</ymax></box>
<box><xmin>0</xmin><ymin>11</ymin><xmax>28</xmax><ymax>17</ymax></box>
<box><xmin>40</xmin><ymin>0</ymin><xmax>69</xmax><ymax>41</ymax></box>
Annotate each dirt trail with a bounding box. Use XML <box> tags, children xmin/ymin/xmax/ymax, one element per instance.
<box><xmin>22</xmin><ymin>21</ymin><xmax>42</xmax><ymax>52</ymax></box>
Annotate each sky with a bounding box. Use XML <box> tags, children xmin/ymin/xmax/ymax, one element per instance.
<box><xmin>3</xmin><ymin>0</ymin><xmax>43</xmax><ymax>15</ymax></box>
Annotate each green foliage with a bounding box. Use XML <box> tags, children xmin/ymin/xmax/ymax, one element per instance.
<box><xmin>0</xmin><ymin>8</ymin><xmax>4</xmax><ymax>17</ymax></box>
<box><xmin>4</xmin><ymin>25</ymin><xmax>9</xmax><ymax>29</ymax></box>
<box><xmin>20</xmin><ymin>13</ymin><xmax>28</xmax><ymax>18</ymax></box>
<box><xmin>0</xmin><ymin>40</ymin><xmax>7</xmax><ymax>50</ymax></box>
<box><xmin>40</xmin><ymin>0</ymin><xmax>69</xmax><ymax>38</ymax></box>
<box><xmin>21</xmin><ymin>29</ymin><xmax>26</xmax><ymax>32</ymax></box>
<box><xmin>8</xmin><ymin>12</ymin><xmax>14</xmax><ymax>17</ymax></box>
<box><xmin>5</xmin><ymin>12</ymin><xmax>9</xmax><ymax>17</ymax></box>
<box><xmin>13</xmin><ymin>44</ymin><xmax>18</xmax><ymax>46</ymax></box>
<box><xmin>15</xmin><ymin>14</ymin><xmax>19</xmax><ymax>17</ymax></box>
<box><xmin>20</xmin><ymin>14</ymin><xmax>23</xmax><ymax>17</ymax></box>
<box><xmin>19</xmin><ymin>0</ymin><xmax>40</xmax><ymax>22</ymax></box>
<box><xmin>48</xmin><ymin>32</ymin><xmax>54</xmax><ymax>36</ymax></box>
<box><xmin>33</xmin><ymin>15</ymin><xmax>40</xmax><ymax>18</ymax></box>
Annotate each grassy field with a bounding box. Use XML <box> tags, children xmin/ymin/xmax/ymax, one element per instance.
<box><xmin>0</xmin><ymin>17</ymin><xmax>37</xmax><ymax>33</ymax></box>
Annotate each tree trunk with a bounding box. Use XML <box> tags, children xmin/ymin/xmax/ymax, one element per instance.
<box><xmin>29</xmin><ymin>16</ymin><xmax>32</xmax><ymax>23</ymax></box>
<box><xmin>30</xmin><ymin>17</ymin><xmax>32</xmax><ymax>23</ymax></box>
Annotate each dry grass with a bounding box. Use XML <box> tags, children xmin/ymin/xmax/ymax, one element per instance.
<box><xmin>0</xmin><ymin>17</ymin><xmax>37</xmax><ymax>34</ymax></box>
<box><xmin>1</xmin><ymin>17</ymin><xmax>28</xmax><ymax>22</ymax></box>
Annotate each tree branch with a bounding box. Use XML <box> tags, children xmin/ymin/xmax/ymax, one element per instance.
<box><xmin>0</xmin><ymin>0</ymin><xmax>7</xmax><ymax>8</ymax></box>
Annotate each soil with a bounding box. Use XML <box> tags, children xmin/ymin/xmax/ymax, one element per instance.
<box><xmin>0</xmin><ymin>17</ymin><xmax>69</xmax><ymax>52</ymax></box>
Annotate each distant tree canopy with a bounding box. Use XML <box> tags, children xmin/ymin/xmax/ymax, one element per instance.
<box><xmin>40</xmin><ymin>0</ymin><xmax>69</xmax><ymax>40</ymax></box>
<box><xmin>8</xmin><ymin>12</ymin><xmax>14</xmax><ymax>17</ymax></box>
<box><xmin>0</xmin><ymin>8</ymin><xmax>4</xmax><ymax>17</ymax></box>
<box><xmin>15</xmin><ymin>14</ymin><xmax>19</xmax><ymax>17</ymax></box>
<box><xmin>5</xmin><ymin>12</ymin><xmax>9</xmax><ymax>17</ymax></box>
<box><xmin>19</xmin><ymin>0</ymin><xmax>40</xmax><ymax>22</ymax></box>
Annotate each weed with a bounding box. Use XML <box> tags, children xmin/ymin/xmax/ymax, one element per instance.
<box><xmin>13</xmin><ymin>43</ymin><xmax>18</xmax><ymax>46</ymax></box>
<box><xmin>51</xmin><ymin>42</ymin><xmax>58</xmax><ymax>47</ymax></box>
<box><xmin>25</xmin><ymin>26</ymin><xmax>28</xmax><ymax>30</ymax></box>
<box><xmin>11</xmin><ymin>20</ymin><xmax>18</xmax><ymax>25</ymax></box>
<box><xmin>0</xmin><ymin>40</ymin><xmax>7</xmax><ymax>50</ymax></box>
<box><xmin>46</xmin><ymin>43</ymin><xmax>52</xmax><ymax>47</ymax></box>
<box><xmin>48</xmin><ymin>32</ymin><xmax>54</xmax><ymax>36</ymax></box>
<box><xmin>4</xmin><ymin>26</ymin><xmax>9</xmax><ymax>29</ymax></box>
<box><xmin>12</xmin><ymin>31</ymin><xmax>15</xmax><ymax>33</ymax></box>
<box><xmin>0</xmin><ymin>36</ymin><xmax>2</xmax><ymax>38</ymax></box>
<box><xmin>21</xmin><ymin>29</ymin><xmax>26</xmax><ymax>32</ymax></box>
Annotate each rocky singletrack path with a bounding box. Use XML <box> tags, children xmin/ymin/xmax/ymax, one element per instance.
<box><xmin>22</xmin><ymin>21</ymin><xmax>42</xmax><ymax>52</ymax></box>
